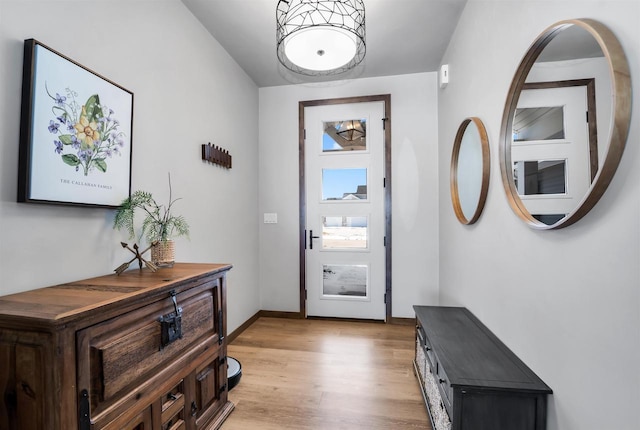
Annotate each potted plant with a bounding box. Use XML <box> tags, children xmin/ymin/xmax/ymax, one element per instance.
<box><xmin>114</xmin><ymin>174</ymin><xmax>189</xmax><ymax>267</ymax></box>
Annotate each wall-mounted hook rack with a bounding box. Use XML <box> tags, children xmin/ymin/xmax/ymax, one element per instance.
<box><xmin>202</xmin><ymin>142</ymin><xmax>232</xmax><ymax>169</ymax></box>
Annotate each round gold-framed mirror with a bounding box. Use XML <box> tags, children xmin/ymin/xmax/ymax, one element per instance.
<box><xmin>451</xmin><ymin>117</ymin><xmax>490</xmax><ymax>225</ymax></box>
<box><xmin>499</xmin><ymin>19</ymin><xmax>631</xmax><ymax>229</ymax></box>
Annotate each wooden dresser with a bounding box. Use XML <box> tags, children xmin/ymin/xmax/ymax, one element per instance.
<box><xmin>413</xmin><ymin>306</ymin><xmax>552</xmax><ymax>430</ymax></box>
<box><xmin>0</xmin><ymin>263</ymin><xmax>234</xmax><ymax>430</ymax></box>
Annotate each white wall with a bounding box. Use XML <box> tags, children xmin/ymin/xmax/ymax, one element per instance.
<box><xmin>259</xmin><ymin>73</ymin><xmax>439</xmax><ymax>318</ymax></box>
<box><xmin>0</xmin><ymin>0</ymin><xmax>260</xmax><ymax>333</ymax></box>
<box><xmin>438</xmin><ymin>1</ymin><xmax>639</xmax><ymax>430</ymax></box>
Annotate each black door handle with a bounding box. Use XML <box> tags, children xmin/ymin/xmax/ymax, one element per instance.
<box><xmin>309</xmin><ymin>230</ymin><xmax>320</xmax><ymax>249</ymax></box>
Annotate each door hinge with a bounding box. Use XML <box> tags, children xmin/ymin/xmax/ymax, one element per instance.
<box><xmin>384</xmin><ymin>236</ymin><xmax>386</xmax><ymax>246</ymax></box>
<box><xmin>383</xmin><ymin>177</ymin><xmax>386</xmax><ymax>188</ymax></box>
<box><xmin>304</xmin><ymin>128</ymin><xmax>306</xmax><ymax>139</ymax></box>
<box><xmin>384</xmin><ymin>293</ymin><xmax>387</xmax><ymax>304</ymax></box>
<box><xmin>586</xmin><ymin>111</ymin><xmax>589</xmax><ymax>123</ymax></box>
<box><xmin>305</xmin><ymin>289</ymin><xmax>308</xmax><ymax>300</ymax></box>
<box><xmin>382</xmin><ymin>117</ymin><xmax>388</xmax><ymax>130</ymax></box>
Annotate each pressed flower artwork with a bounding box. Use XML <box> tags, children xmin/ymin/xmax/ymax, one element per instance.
<box><xmin>18</xmin><ymin>39</ymin><xmax>133</xmax><ymax>207</ymax></box>
<box><xmin>47</xmin><ymin>87</ymin><xmax>127</xmax><ymax>176</ymax></box>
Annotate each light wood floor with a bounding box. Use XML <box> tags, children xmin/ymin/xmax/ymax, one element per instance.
<box><xmin>221</xmin><ymin>317</ymin><xmax>431</xmax><ymax>429</ymax></box>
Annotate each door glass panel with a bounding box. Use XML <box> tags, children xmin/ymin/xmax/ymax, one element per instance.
<box><xmin>322</xmin><ymin>264</ymin><xmax>368</xmax><ymax>297</ymax></box>
<box><xmin>322</xmin><ymin>168</ymin><xmax>367</xmax><ymax>201</ymax></box>
<box><xmin>513</xmin><ymin>106</ymin><xmax>565</xmax><ymax>141</ymax></box>
<box><xmin>323</xmin><ymin>119</ymin><xmax>367</xmax><ymax>152</ymax></box>
<box><xmin>513</xmin><ymin>159</ymin><xmax>567</xmax><ymax>195</ymax></box>
<box><xmin>322</xmin><ymin>216</ymin><xmax>368</xmax><ymax>249</ymax></box>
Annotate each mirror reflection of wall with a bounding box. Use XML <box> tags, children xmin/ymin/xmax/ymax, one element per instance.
<box><xmin>450</xmin><ymin>118</ymin><xmax>490</xmax><ymax>225</ymax></box>
<box><xmin>457</xmin><ymin>124</ymin><xmax>483</xmax><ymax>217</ymax></box>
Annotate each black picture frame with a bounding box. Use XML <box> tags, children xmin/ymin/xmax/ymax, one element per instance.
<box><xmin>18</xmin><ymin>39</ymin><xmax>133</xmax><ymax>208</ymax></box>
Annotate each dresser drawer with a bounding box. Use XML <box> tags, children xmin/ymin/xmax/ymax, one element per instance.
<box><xmin>435</xmin><ymin>358</ymin><xmax>452</xmax><ymax>414</ymax></box>
<box><xmin>76</xmin><ymin>278</ymin><xmax>221</xmax><ymax>419</ymax></box>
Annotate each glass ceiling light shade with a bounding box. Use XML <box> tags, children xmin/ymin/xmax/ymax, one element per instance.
<box><xmin>276</xmin><ymin>0</ymin><xmax>366</xmax><ymax>76</ymax></box>
<box><xmin>337</xmin><ymin>119</ymin><xmax>365</xmax><ymax>141</ymax></box>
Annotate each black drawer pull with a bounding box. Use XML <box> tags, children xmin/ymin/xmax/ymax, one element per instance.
<box><xmin>439</xmin><ymin>378</ymin><xmax>446</xmax><ymax>384</ymax></box>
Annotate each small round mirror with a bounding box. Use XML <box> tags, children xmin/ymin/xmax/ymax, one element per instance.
<box><xmin>499</xmin><ymin>19</ymin><xmax>631</xmax><ymax>229</ymax></box>
<box><xmin>451</xmin><ymin>117</ymin><xmax>490</xmax><ymax>225</ymax></box>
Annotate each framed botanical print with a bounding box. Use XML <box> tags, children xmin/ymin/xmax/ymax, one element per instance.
<box><xmin>18</xmin><ymin>39</ymin><xmax>133</xmax><ymax>208</ymax></box>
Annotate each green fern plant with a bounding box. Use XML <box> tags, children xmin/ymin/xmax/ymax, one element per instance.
<box><xmin>113</xmin><ymin>175</ymin><xmax>190</xmax><ymax>243</ymax></box>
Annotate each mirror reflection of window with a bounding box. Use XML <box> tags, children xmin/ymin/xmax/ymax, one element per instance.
<box><xmin>513</xmin><ymin>106</ymin><xmax>565</xmax><ymax>142</ymax></box>
<box><xmin>323</xmin><ymin>119</ymin><xmax>367</xmax><ymax>152</ymax></box>
<box><xmin>513</xmin><ymin>159</ymin><xmax>567</xmax><ymax>195</ymax></box>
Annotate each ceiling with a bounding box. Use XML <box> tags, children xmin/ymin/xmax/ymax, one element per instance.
<box><xmin>180</xmin><ymin>0</ymin><xmax>468</xmax><ymax>88</ymax></box>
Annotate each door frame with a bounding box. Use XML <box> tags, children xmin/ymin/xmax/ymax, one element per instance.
<box><xmin>299</xmin><ymin>94</ymin><xmax>392</xmax><ymax>321</ymax></box>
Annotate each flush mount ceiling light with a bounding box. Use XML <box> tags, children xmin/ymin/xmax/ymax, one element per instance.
<box><xmin>276</xmin><ymin>0</ymin><xmax>366</xmax><ymax>76</ymax></box>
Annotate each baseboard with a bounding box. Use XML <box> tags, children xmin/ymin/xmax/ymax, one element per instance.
<box><xmin>227</xmin><ymin>310</ymin><xmax>303</xmax><ymax>344</ymax></box>
<box><xmin>227</xmin><ymin>311</ymin><xmax>260</xmax><ymax>344</ymax></box>
<box><xmin>258</xmin><ymin>310</ymin><xmax>305</xmax><ymax>319</ymax></box>
<box><xmin>227</xmin><ymin>311</ymin><xmax>414</xmax><ymax>344</ymax></box>
<box><xmin>307</xmin><ymin>315</ymin><xmax>385</xmax><ymax>324</ymax></box>
<box><xmin>389</xmin><ymin>317</ymin><xmax>416</xmax><ymax>326</ymax></box>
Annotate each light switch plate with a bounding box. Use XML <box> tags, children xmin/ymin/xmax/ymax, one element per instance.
<box><xmin>263</xmin><ymin>213</ymin><xmax>278</xmax><ymax>224</ymax></box>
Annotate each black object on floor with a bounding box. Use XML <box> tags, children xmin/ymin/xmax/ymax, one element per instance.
<box><xmin>227</xmin><ymin>356</ymin><xmax>242</xmax><ymax>390</ymax></box>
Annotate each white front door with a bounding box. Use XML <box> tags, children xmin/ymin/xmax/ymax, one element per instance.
<box><xmin>304</xmin><ymin>101</ymin><xmax>386</xmax><ymax>320</ymax></box>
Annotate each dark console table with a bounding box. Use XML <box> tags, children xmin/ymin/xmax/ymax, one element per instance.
<box><xmin>413</xmin><ymin>306</ymin><xmax>552</xmax><ymax>430</ymax></box>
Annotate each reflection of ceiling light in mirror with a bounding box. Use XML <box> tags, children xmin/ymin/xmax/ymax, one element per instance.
<box><xmin>276</xmin><ymin>0</ymin><xmax>366</xmax><ymax>76</ymax></box>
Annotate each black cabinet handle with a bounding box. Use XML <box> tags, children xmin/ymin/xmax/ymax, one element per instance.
<box><xmin>439</xmin><ymin>378</ymin><xmax>446</xmax><ymax>384</ymax></box>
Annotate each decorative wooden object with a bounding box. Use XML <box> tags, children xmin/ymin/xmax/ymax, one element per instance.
<box><xmin>413</xmin><ymin>306</ymin><xmax>552</xmax><ymax>430</ymax></box>
<box><xmin>0</xmin><ymin>263</ymin><xmax>234</xmax><ymax>430</ymax></box>
<box><xmin>114</xmin><ymin>241</ymin><xmax>158</xmax><ymax>275</ymax></box>
<box><xmin>201</xmin><ymin>143</ymin><xmax>232</xmax><ymax>169</ymax></box>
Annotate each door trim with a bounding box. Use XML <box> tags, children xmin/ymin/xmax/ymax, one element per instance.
<box><xmin>299</xmin><ymin>94</ymin><xmax>392</xmax><ymax>321</ymax></box>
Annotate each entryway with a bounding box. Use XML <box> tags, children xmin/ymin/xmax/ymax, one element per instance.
<box><xmin>299</xmin><ymin>95</ymin><xmax>391</xmax><ymax>321</ymax></box>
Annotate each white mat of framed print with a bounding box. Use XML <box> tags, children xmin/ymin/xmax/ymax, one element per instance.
<box><xmin>18</xmin><ymin>39</ymin><xmax>133</xmax><ymax>208</ymax></box>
